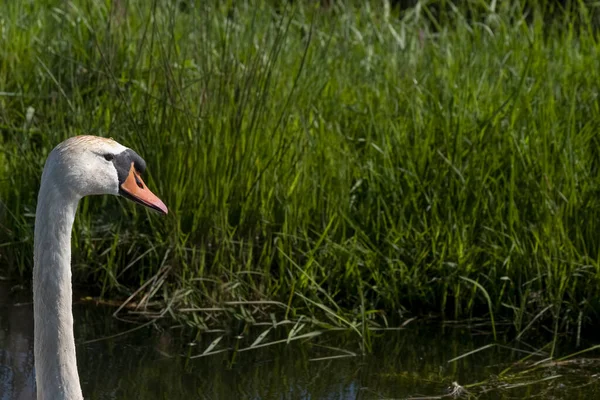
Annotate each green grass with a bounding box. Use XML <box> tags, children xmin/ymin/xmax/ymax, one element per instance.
<box><xmin>2</xmin><ymin>0</ymin><xmax>600</xmax><ymax>342</ymax></box>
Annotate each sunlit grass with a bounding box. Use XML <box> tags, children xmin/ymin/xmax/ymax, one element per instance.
<box><xmin>1</xmin><ymin>0</ymin><xmax>600</xmax><ymax>342</ymax></box>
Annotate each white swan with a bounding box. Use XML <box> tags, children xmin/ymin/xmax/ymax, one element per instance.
<box><xmin>33</xmin><ymin>136</ymin><xmax>168</xmax><ymax>400</ymax></box>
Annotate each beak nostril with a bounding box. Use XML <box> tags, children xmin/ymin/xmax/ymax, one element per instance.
<box><xmin>134</xmin><ymin>175</ymin><xmax>144</xmax><ymax>189</ymax></box>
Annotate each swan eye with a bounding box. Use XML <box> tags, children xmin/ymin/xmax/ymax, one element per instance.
<box><xmin>103</xmin><ymin>154</ymin><xmax>114</xmax><ymax>161</ymax></box>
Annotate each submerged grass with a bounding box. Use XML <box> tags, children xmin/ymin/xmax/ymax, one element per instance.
<box><xmin>2</xmin><ymin>0</ymin><xmax>600</xmax><ymax>342</ymax></box>
<box><xmin>451</xmin><ymin>340</ymin><xmax>600</xmax><ymax>398</ymax></box>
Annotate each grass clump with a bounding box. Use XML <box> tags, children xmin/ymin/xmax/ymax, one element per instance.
<box><xmin>1</xmin><ymin>0</ymin><xmax>600</xmax><ymax>342</ymax></box>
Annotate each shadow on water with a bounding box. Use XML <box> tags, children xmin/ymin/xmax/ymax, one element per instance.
<box><xmin>1</xmin><ymin>282</ymin><xmax>600</xmax><ymax>399</ymax></box>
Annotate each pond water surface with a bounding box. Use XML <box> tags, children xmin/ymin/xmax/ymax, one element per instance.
<box><xmin>1</xmin><ymin>281</ymin><xmax>600</xmax><ymax>399</ymax></box>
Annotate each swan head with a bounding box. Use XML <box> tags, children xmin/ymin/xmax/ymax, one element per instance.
<box><xmin>43</xmin><ymin>135</ymin><xmax>168</xmax><ymax>214</ymax></box>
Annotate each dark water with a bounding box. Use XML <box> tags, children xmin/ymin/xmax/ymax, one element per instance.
<box><xmin>1</xmin><ymin>282</ymin><xmax>600</xmax><ymax>399</ymax></box>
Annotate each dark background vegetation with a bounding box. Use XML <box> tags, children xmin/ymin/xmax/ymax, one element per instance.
<box><xmin>1</xmin><ymin>0</ymin><xmax>600</xmax><ymax>344</ymax></box>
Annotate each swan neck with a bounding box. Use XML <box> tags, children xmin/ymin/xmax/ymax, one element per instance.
<box><xmin>33</xmin><ymin>178</ymin><xmax>83</xmax><ymax>400</ymax></box>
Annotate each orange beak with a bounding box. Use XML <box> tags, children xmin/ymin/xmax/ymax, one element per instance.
<box><xmin>119</xmin><ymin>163</ymin><xmax>168</xmax><ymax>214</ymax></box>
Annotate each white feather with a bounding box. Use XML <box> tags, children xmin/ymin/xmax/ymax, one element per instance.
<box><xmin>33</xmin><ymin>136</ymin><xmax>129</xmax><ymax>400</ymax></box>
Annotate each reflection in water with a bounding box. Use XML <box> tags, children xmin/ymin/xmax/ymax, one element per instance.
<box><xmin>2</xmin><ymin>282</ymin><xmax>600</xmax><ymax>399</ymax></box>
<box><xmin>0</xmin><ymin>284</ymin><xmax>35</xmax><ymax>400</ymax></box>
